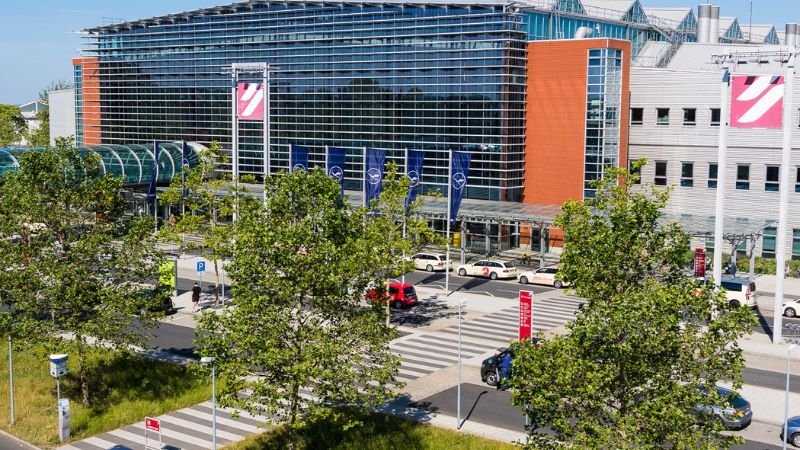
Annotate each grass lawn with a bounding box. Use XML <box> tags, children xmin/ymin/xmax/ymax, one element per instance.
<box><xmin>224</xmin><ymin>408</ymin><xmax>518</xmax><ymax>450</ymax></box>
<box><xmin>0</xmin><ymin>341</ymin><xmax>211</xmax><ymax>449</ymax></box>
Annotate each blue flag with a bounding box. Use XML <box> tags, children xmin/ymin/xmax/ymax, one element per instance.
<box><xmin>405</xmin><ymin>149</ymin><xmax>425</xmax><ymax>211</ymax></box>
<box><xmin>449</xmin><ymin>151</ymin><xmax>471</xmax><ymax>225</ymax></box>
<box><xmin>181</xmin><ymin>141</ymin><xmax>190</xmax><ymax>199</ymax></box>
<box><xmin>327</xmin><ymin>146</ymin><xmax>346</xmax><ymax>199</ymax></box>
<box><xmin>290</xmin><ymin>143</ymin><xmax>309</xmax><ymax>173</ymax></box>
<box><xmin>146</xmin><ymin>140</ymin><xmax>160</xmax><ymax>201</ymax></box>
<box><xmin>364</xmin><ymin>148</ymin><xmax>385</xmax><ymax>208</ymax></box>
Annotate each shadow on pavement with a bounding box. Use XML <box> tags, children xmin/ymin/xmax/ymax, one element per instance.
<box><xmin>391</xmin><ymin>296</ymin><xmax>457</xmax><ymax>328</ymax></box>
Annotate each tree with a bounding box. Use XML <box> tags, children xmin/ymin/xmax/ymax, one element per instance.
<box><xmin>511</xmin><ymin>164</ymin><xmax>757</xmax><ymax>449</ymax></box>
<box><xmin>0</xmin><ymin>104</ymin><xmax>25</xmax><ymax>147</ymax></box>
<box><xmin>0</xmin><ymin>141</ymin><xmax>166</xmax><ymax>406</ymax></box>
<box><xmin>159</xmin><ymin>141</ymin><xmax>236</xmax><ymax>304</ymax></box>
<box><xmin>196</xmin><ymin>169</ymin><xmax>418</xmax><ymax>441</ymax></box>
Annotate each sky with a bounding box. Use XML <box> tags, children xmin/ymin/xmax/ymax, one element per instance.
<box><xmin>0</xmin><ymin>0</ymin><xmax>794</xmax><ymax>105</ymax></box>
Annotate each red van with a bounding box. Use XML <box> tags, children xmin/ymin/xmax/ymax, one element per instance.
<box><xmin>366</xmin><ymin>282</ymin><xmax>418</xmax><ymax>309</ymax></box>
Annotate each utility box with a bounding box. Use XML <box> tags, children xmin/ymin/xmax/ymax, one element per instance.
<box><xmin>58</xmin><ymin>398</ymin><xmax>70</xmax><ymax>442</ymax></box>
<box><xmin>49</xmin><ymin>354</ymin><xmax>68</xmax><ymax>378</ymax></box>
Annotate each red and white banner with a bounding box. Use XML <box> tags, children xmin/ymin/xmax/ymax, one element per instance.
<box><xmin>519</xmin><ymin>290</ymin><xmax>533</xmax><ymax>341</ymax></box>
<box><xmin>237</xmin><ymin>82</ymin><xmax>265</xmax><ymax>121</ymax></box>
<box><xmin>145</xmin><ymin>417</ymin><xmax>160</xmax><ymax>432</ymax></box>
<box><xmin>730</xmin><ymin>75</ymin><xmax>784</xmax><ymax>128</ymax></box>
<box><xmin>694</xmin><ymin>248</ymin><xmax>706</xmax><ymax>279</ymax></box>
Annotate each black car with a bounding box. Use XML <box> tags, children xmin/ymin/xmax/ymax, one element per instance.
<box><xmin>480</xmin><ymin>348</ymin><xmax>512</xmax><ymax>387</ymax></box>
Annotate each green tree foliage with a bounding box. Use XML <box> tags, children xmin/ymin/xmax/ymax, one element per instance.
<box><xmin>196</xmin><ymin>169</ymin><xmax>418</xmax><ymax>439</ymax></box>
<box><xmin>159</xmin><ymin>141</ymin><xmax>235</xmax><ymax>304</ymax></box>
<box><xmin>511</xmin><ymin>164</ymin><xmax>756</xmax><ymax>449</ymax></box>
<box><xmin>0</xmin><ymin>104</ymin><xmax>25</xmax><ymax>147</ymax></box>
<box><xmin>0</xmin><ymin>141</ymin><xmax>166</xmax><ymax>407</ymax></box>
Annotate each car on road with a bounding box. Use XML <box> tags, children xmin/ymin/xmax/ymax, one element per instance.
<box><xmin>410</xmin><ymin>253</ymin><xmax>451</xmax><ymax>272</ymax></box>
<box><xmin>784</xmin><ymin>299</ymin><xmax>800</xmax><ymax>318</ymax></box>
<box><xmin>517</xmin><ymin>267</ymin><xmax>567</xmax><ymax>288</ymax></box>
<box><xmin>695</xmin><ymin>386</ymin><xmax>752</xmax><ymax>430</ymax></box>
<box><xmin>480</xmin><ymin>348</ymin><xmax>513</xmax><ymax>387</ymax></box>
<box><xmin>782</xmin><ymin>415</ymin><xmax>800</xmax><ymax>447</ymax></box>
<box><xmin>719</xmin><ymin>277</ymin><xmax>757</xmax><ymax>308</ymax></box>
<box><xmin>366</xmin><ymin>282</ymin><xmax>419</xmax><ymax>309</ymax></box>
<box><xmin>457</xmin><ymin>260</ymin><xmax>517</xmax><ymax>280</ymax></box>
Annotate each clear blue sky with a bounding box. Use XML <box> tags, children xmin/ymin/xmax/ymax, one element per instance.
<box><xmin>0</xmin><ymin>0</ymin><xmax>794</xmax><ymax>105</ymax></box>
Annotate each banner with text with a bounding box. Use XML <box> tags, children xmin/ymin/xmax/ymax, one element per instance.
<box><xmin>519</xmin><ymin>290</ymin><xmax>533</xmax><ymax>341</ymax></box>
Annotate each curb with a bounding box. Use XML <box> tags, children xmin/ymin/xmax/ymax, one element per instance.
<box><xmin>0</xmin><ymin>428</ymin><xmax>41</xmax><ymax>450</ymax></box>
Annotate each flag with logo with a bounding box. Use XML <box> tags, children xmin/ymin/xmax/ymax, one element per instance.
<box><xmin>730</xmin><ymin>75</ymin><xmax>784</xmax><ymax>128</ymax></box>
<box><xmin>181</xmin><ymin>141</ymin><xmax>190</xmax><ymax>199</ymax></box>
<box><xmin>449</xmin><ymin>151</ymin><xmax>471</xmax><ymax>225</ymax></box>
<box><xmin>405</xmin><ymin>149</ymin><xmax>425</xmax><ymax>212</ymax></box>
<box><xmin>290</xmin><ymin>143</ymin><xmax>309</xmax><ymax>173</ymax></box>
<box><xmin>364</xmin><ymin>148</ymin><xmax>385</xmax><ymax>208</ymax></box>
<box><xmin>146</xmin><ymin>140</ymin><xmax>160</xmax><ymax>202</ymax></box>
<box><xmin>327</xmin><ymin>146</ymin><xmax>346</xmax><ymax>199</ymax></box>
<box><xmin>237</xmin><ymin>82</ymin><xmax>265</xmax><ymax>121</ymax></box>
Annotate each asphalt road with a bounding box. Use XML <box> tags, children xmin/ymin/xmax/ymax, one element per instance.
<box><xmin>0</xmin><ymin>432</ymin><xmax>37</xmax><ymax>450</ymax></box>
<box><xmin>398</xmin><ymin>270</ymin><xmax>558</xmax><ymax>299</ymax></box>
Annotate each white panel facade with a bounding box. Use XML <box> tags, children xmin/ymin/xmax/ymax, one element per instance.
<box><xmin>629</xmin><ymin>67</ymin><xmax>800</xmax><ymax>258</ymax></box>
<box><xmin>48</xmin><ymin>89</ymin><xmax>76</xmax><ymax>146</ymax></box>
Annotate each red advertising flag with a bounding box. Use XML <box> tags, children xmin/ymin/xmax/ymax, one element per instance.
<box><xmin>519</xmin><ymin>290</ymin><xmax>533</xmax><ymax>341</ymax></box>
<box><xmin>694</xmin><ymin>248</ymin><xmax>706</xmax><ymax>278</ymax></box>
<box><xmin>730</xmin><ymin>75</ymin><xmax>784</xmax><ymax>128</ymax></box>
<box><xmin>145</xmin><ymin>417</ymin><xmax>160</xmax><ymax>432</ymax></box>
<box><xmin>237</xmin><ymin>82</ymin><xmax>265</xmax><ymax>121</ymax></box>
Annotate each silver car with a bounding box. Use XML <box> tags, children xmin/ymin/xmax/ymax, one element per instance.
<box><xmin>696</xmin><ymin>386</ymin><xmax>752</xmax><ymax>430</ymax></box>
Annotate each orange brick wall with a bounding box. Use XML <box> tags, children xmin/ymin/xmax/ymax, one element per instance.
<box><xmin>73</xmin><ymin>57</ymin><xmax>101</xmax><ymax>146</ymax></box>
<box><xmin>522</xmin><ymin>39</ymin><xmax>630</xmax><ymax>206</ymax></box>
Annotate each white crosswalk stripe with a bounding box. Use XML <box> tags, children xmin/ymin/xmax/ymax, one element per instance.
<box><xmin>389</xmin><ymin>294</ymin><xmax>583</xmax><ymax>381</ymax></box>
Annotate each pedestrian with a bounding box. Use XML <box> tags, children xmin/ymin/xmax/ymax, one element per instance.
<box><xmin>191</xmin><ymin>282</ymin><xmax>201</xmax><ymax>312</ymax></box>
<box><xmin>498</xmin><ymin>351</ymin><xmax>513</xmax><ymax>391</ymax></box>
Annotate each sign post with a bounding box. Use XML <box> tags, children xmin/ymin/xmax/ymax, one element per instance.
<box><xmin>694</xmin><ymin>248</ymin><xmax>706</xmax><ymax>279</ymax></box>
<box><xmin>519</xmin><ymin>291</ymin><xmax>533</xmax><ymax>341</ymax></box>
<box><xmin>144</xmin><ymin>417</ymin><xmax>162</xmax><ymax>450</ymax></box>
<box><xmin>48</xmin><ymin>354</ymin><xmax>69</xmax><ymax>442</ymax></box>
<box><xmin>197</xmin><ymin>260</ymin><xmax>206</xmax><ymax>289</ymax></box>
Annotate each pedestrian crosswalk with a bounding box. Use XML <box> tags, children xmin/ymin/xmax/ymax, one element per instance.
<box><xmin>390</xmin><ymin>294</ymin><xmax>584</xmax><ymax>383</ymax></box>
<box><xmin>57</xmin><ymin>401</ymin><xmax>267</xmax><ymax>450</ymax></box>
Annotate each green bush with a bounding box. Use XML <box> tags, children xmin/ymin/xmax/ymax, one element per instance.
<box><xmin>728</xmin><ymin>257</ymin><xmax>800</xmax><ymax>277</ymax></box>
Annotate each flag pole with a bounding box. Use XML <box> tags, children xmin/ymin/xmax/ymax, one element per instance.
<box><xmin>445</xmin><ymin>149</ymin><xmax>452</xmax><ymax>297</ymax></box>
<box><xmin>231</xmin><ymin>67</ymin><xmax>239</xmax><ymax>222</ymax></box>
<box><xmin>363</xmin><ymin>146</ymin><xmax>368</xmax><ymax>208</ymax></box>
<box><xmin>402</xmin><ymin>147</ymin><xmax>408</xmax><ymax>287</ymax></box>
<box><xmin>263</xmin><ymin>65</ymin><xmax>270</xmax><ymax>206</ymax></box>
<box><xmin>154</xmin><ymin>139</ymin><xmax>159</xmax><ymax>234</ymax></box>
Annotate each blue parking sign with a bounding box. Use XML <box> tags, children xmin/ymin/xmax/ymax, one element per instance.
<box><xmin>197</xmin><ymin>261</ymin><xmax>206</xmax><ymax>273</ymax></box>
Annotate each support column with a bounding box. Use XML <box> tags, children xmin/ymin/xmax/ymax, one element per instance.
<box><xmin>460</xmin><ymin>221</ymin><xmax>467</xmax><ymax>264</ymax></box>
<box><xmin>539</xmin><ymin>224</ymin><xmax>547</xmax><ymax>268</ymax></box>
<box><xmin>485</xmin><ymin>222</ymin><xmax>491</xmax><ymax>257</ymax></box>
<box><xmin>749</xmin><ymin>234</ymin><xmax>757</xmax><ymax>280</ymax></box>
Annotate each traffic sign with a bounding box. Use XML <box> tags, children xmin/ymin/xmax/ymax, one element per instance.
<box><xmin>519</xmin><ymin>291</ymin><xmax>533</xmax><ymax>341</ymax></box>
<box><xmin>144</xmin><ymin>417</ymin><xmax>162</xmax><ymax>450</ymax></box>
<box><xmin>145</xmin><ymin>417</ymin><xmax>160</xmax><ymax>432</ymax></box>
<box><xmin>197</xmin><ymin>260</ymin><xmax>206</xmax><ymax>273</ymax></box>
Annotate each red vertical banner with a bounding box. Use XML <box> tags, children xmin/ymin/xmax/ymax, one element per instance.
<box><xmin>519</xmin><ymin>290</ymin><xmax>533</xmax><ymax>341</ymax></box>
<box><xmin>694</xmin><ymin>248</ymin><xmax>706</xmax><ymax>278</ymax></box>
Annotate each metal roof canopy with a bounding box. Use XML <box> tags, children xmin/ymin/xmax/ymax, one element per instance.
<box><xmin>659</xmin><ymin>212</ymin><xmax>775</xmax><ymax>241</ymax></box>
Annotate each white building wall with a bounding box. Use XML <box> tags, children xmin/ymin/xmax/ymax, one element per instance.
<box><xmin>629</xmin><ymin>67</ymin><xmax>800</xmax><ymax>259</ymax></box>
<box><xmin>48</xmin><ymin>89</ymin><xmax>76</xmax><ymax>146</ymax></box>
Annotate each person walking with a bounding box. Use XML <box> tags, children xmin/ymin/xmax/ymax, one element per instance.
<box><xmin>498</xmin><ymin>352</ymin><xmax>513</xmax><ymax>391</ymax></box>
<box><xmin>191</xmin><ymin>282</ymin><xmax>202</xmax><ymax>312</ymax></box>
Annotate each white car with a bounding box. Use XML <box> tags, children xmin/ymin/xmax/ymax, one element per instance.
<box><xmin>517</xmin><ymin>267</ymin><xmax>567</xmax><ymax>288</ymax></box>
<box><xmin>456</xmin><ymin>260</ymin><xmax>517</xmax><ymax>280</ymax></box>
<box><xmin>410</xmin><ymin>253</ymin><xmax>451</xmax><ymax>272</ymax></box>
<box><xmin>784</xmin><ymin>300</ymin><xmax>800</xmax><ymax>318</ymax></box>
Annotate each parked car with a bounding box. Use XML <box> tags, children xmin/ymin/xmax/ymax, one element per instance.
<box><xmin>695</xmin><ymin>386</ymin><xmax>752</xmax><ymax>430</ymax></box>
<box><xmin>781</xmin><ymin>415</ymin><xmax>800</xmax><ymax>447</ymax></box>
<box><xmin>410</xmin><ymin>253</ymin><xmax>451</xmax><ymax>272</ymax></box>
<box><xmin>457</xmin><ymin>260</ymin><xmax>517</xmax><ymax>280</ymax></box>
<box><xmin>517</xmin><ymin>267</ymin><xmax>567</xmax><ymax>288</ymax></box>
<box><xmin>480</xmin><ymin>348</ymin><xmax>514</xmax><ymax>387</ymax></box>
<box><xmin>366</xmin><ymin>282</ymin><xmax>418</xmax><ymax>309</ymax></box>
<box><xmin>784</xmin><ymin>299</ymin><xmax>800</xmax><ymax>318</ymax></box>
<box><xmin>719</xmin><ymin>277</ymin><xmax>757</xmax><ymax>308</ymax></box>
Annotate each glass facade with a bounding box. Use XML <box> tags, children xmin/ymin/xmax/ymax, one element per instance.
<box><xmin>583</xmin><ymin>48</ymin><xmax>623</xmax><ymax>198</ymax></box>
<box><xmin>82</xmin><ymin>3</ymin><xmax>528</xmax><ymax>201</ymax></box>
<box><xmin>74</xmin><ymin>64</ymin><xmax>84</xmax><ymax>146</ymax></box>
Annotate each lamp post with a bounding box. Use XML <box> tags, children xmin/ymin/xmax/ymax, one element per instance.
<box><xmin>456</xmin><ymin>299</ymin><xmax>466</xmax><ymax>430</ymax></box>
<box><xmin>786</xmin><ymin>345</ymin><xmax>798</xmax><ymax>450</ymax></box>
<box><xmin>201</xmin><ymin>356</ymin><xmax>217</xmax><ymax>450</ymax></box>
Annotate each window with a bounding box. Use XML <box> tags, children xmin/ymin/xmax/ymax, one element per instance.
<box><xmin>629</xmin><ymin>159</ymin><xmax>641</xmax><ymax>184</ymax></box>
<box><xmin>683</xmin><ymin>108</ymin><xmax>696</xmax><ymax>125</ymax></box>
<box><xmin>736</xmin><ymin>164</ymin><xmax>750</xmax><ymax>190</ymax></box>
<box><xmin>763</xmin><ymin>227</ymin><xmax>777</xmax><ymax>258</ymax></box>
<box><xmin>765</xmin><ymin>165</ymin><xmax>780</xmax><ymax>192</ymax></box>
<box><xmin>708</xmin><ymin>163</ymin><xmax>718</xmax><ymax>189</ymax></box>
<box><xmin>796</xmin><ymin>168</ymin><xmax>800</xmax><ymax>193</ymax></box>
<box><xmin>680</xmin><ymin>162</ymin><xmax>694</xmax><ymax>187</ymax></box>
<box><xmin>630</xmin><ymin>108</ymin><xmax>643</xmax><ymax>125</ymax></box>
<box><xmin>794</xmin><ymin>229</ymin><xmax>800</xmax><ymax>260</ymax></box>
<box><xmin>705</xmin><ymin>236</ymin><xmax>714</xmax><ymax>252</ymax></box>
<box><xmin>655</xmin><ymin>161</ymin><xmax>667</xmax><ymax>186</ymax></box>
<box><xmin>710</xmin><ymin>108</ymin><xmax>721</xmax><ymax>126</ymax></box>
<box><xmin>656</xmin><ymin>108</ymin><xmax>670</xmax><ymax>125</ymax></box>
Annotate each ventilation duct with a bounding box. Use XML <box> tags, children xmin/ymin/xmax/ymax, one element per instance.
<box><xmin>708</xmin><ymin>6</ymin><xmax>720</xmax><ymax>43</ymax></box>
<box><xmin>574</xmin><ymin>26</ymin><xmax>594</xmax><ymax>39</ymax></box>
<box><xmin>786</xmin><ymin>23</ymin><xmax>798</xmax><ymax>47</ymax></box>
<box><xmin>697</xmin><ymin>4</ymin><xmax>712</xmax><ymax>43</ymax></box>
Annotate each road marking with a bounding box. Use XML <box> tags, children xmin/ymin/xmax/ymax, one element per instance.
<box><xmin>83</xmin><ymin>436</ymin><xmax>119</xmax><ymax>449</ymax></box>
<box><xmin>179</xmin><ymin>408</ymin><xmax>262</xmax><ymax>433</ymax></box>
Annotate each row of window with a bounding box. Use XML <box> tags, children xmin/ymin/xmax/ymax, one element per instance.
<box><xmin>632</xmin><ymin>107</ymin><xmax>800</xmax><ymax>127</ymax></box>
<box><xmin>640</xmin><ymin>161</ymin><xmax>800</xmax><ymax>192</ymax></box>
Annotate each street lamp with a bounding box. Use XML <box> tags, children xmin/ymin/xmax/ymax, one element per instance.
<box><xmin>786</xmin><ymin>345</ymin><xmax>798</xmax><ymax>450</ymax></box>
<box><xmin>201</xmin><ymin>356</ymin><xmax>217</xmax><ymax>450</ymax></box>
<box><xmin>456</xmin><ymin>299</ymin><xmax>466</xmax><ymax>430</ymax></box>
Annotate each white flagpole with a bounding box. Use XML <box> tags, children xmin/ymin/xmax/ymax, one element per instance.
<box><xmin>402</xmin><ymin>147</ymin><xmax>408</xmax><ymax>287</ymax></box>
<box><xmin>153</xmin><ymin>139</ymin><xmax>159</xmax><ymax>234</ymax></box>
<box><xmin>445</xmin><ymin>149</ymin><xmax>452</xmax><ymax>297</ymax></box>
<box><xmin>231</xmin><ymin>67</ymin><xmax>239</xmax><ymax>222</ymax></box>
<box><xmin>263</xmin><ymin>66</ymin><xmax>270</xmax><ymax>206</ymax></box>
<box><xmin>363</xmin><ymin>146</ymin><xmax>368</xmax><ymax>208</ymax></box>
<box><xmin>325</xmin><ymin>145</ymin><xmax>330</xmax><ymax>173</ymax></box>
<box><xmin>290</xmin><ymin>143</ymin><xmax>293</xmax><ymax>173</ymax></box>
<box><xmin>712</xmin><ymin>67</ymin><xmax>730</xmax><ymax>285</ymax></box>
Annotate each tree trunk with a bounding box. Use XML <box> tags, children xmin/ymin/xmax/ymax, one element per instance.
<box><xmin>78</xmin><ymin>343</ymin><xmax>90</xmax><ymax>407</ymax></box>
<box><xmin>288</xmin><ymin>381</ymin><xmax>301</xmax><ymax>450</ymax></box>
<box><xmin>213</xmin><ymin>257</ymin><xmax>221</xmax><ymax>305</ymax></box>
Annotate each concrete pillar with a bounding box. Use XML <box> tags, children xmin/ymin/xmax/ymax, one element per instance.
<box><xmin>485</xmin><ymin>222</ymin><xmax>491</xmax><ymax>257</ymax></box>
<box><xmin>748</xmin><ymin>234</ymin><xmax>757</xmax><ymax>280</ymax></box>
<box><xmin>460</xmin><ymin>221</ymin><xmax>467</xmax><ymax>264</ymax></box>
<box><xmin>539</xmin><ymin>224</ymin><xmax>547</xmax><ymax>268</ymax></box>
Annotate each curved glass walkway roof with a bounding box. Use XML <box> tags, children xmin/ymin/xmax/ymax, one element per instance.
<box><xmin>0</xmin><ymin>142</ymin><xmax>202</xmax><ymax>185</ymax></box>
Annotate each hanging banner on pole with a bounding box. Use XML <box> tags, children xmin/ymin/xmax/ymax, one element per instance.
<box><xmin>405</xmin><ymin>149</ymin><xmax>425</xmax><ymax>211</ymax></box>
<box><xmin>290</xmin><ymin>144</ymin><xmax>309</xmax><ymax>173</ymax></box>
<box><xmin>237</xmin><ymin>82</ymin><xmax>265</xmax><ymax>121</ymax></box>
<box><xmin>327</xmin><ymin>146</ymin><xmax>346</xmax><ymax>199</ymax></box>
<box><xmin>449</xmin><ymin>151</ymin><xmax>472</xmax><ymax>225</ymax></box>
<box><xmin>519</xmin><ymin>290</ymin><xmax>533</xmax><ymax>341</ymax></box>
<box><xmin>730</xmin><ymin>75</ymin><xmax>784</xmax><ymax>128</ymax></box>
<box><xmin>694</xmin><ymin>248</ymin><xmax>706</xmax><ymax>279</ymax></box>
<box><xmin>364</xmin><ymin>148</ymin><xmax>386</xmax><ymax>208</ymax></box>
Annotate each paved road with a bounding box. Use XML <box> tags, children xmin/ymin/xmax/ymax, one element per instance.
<box><xmin>0</xmin><ymin>432</ymin><xmax>37</xmax><ymax>450</ymax></box>
<box><xmin>398</xmin><ymin>270</ymin><xmax>558</xmax><ymax>299</ymax></box>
